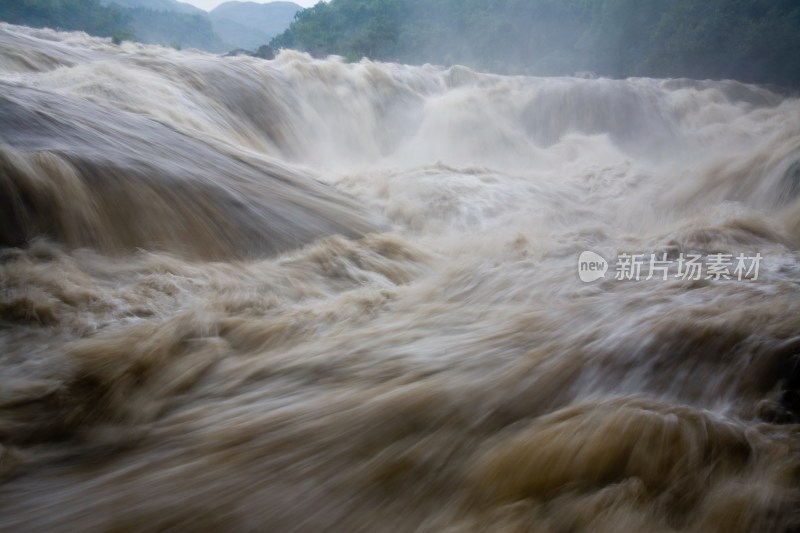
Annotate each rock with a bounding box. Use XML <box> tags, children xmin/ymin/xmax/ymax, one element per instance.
<box><xmin>223</xmin><ymin>45</ymin><xmax>274</xmax><ymax>60</ymax></box>
<box><xmin>255</xmin><ymin>45</ymin><xmax>274</xmax><ymax>60</ymax></box>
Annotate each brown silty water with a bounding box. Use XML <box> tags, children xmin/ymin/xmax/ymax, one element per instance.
<box><xmin>1</xmin><ymin>22</ymin><xmax>800</xmax><ymax>532</ymax></box>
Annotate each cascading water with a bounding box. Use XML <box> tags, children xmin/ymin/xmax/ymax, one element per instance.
<box><xmin>1</xmin><ymin>22</ymin><xmax>799</xmax><ymax>532</ymax></box>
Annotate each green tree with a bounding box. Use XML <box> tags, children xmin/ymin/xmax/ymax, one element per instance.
<box><xmin>270</xmin><ymin>0</ymin><xmax>800</xmax><ymax>86</ymax></box>
<box><xmin>0</xmin><ymin>0</ymin><xmax>133</xmax><ymax>38</ymax></box>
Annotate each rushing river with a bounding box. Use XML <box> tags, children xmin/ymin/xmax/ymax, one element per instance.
<box><xmin>1</xmin><ymin>22</ymin><xmax>800</xmax><ymax>532</ymax></box>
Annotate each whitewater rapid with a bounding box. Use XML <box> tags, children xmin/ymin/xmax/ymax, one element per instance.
<box><xmin>1</xmin><ymin>23</ymin><xmax>800</xmax><ymax>532</ymax></box>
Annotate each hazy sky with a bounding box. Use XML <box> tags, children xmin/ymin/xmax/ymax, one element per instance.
<box><xmin>182</xmin><ymin>0</ymin><xmax>319</xmax><ymax>10</ymax></box>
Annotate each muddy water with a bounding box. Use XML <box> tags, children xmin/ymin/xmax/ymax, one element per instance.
<box><xmin>1</xmin><ymin>23</ymin><xmax>800</xmax><ymax>532</ymax></box>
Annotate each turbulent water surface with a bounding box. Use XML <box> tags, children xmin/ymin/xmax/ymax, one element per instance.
<box><xmin>1</xmin><ymin>23</ymin><xmax>800</xmax><ymax>532</ymax></box>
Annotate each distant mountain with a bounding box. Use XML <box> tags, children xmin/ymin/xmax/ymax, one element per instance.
<box><xmin>101</xmin><ymin>0</ymin><xmax>204</xmax><ymax>15</ymax></box>
<box><xmin>101</xmin><ymin>0</ymin><xmax>229</xmax><ymax>51</ymax></box>
<box><xmin>210</xmin><ymin>1</ymin><xmax>300</xmax><ymax>48</ymax></box>
<box><xmin>126</xmin><ymin>7</ymin><xmax>228</xmax><ymax>52</ymax></box>
<box><xmin>210</xmin><ymin>17</ymin><xmax>271</xmax><ymax>51</ymax></box>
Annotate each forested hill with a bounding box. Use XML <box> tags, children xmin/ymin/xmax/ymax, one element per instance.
<box><xmin>101</xmin><ymin>0</ymin><xmax>203</xmax><ymax>15</ymax></box>
<box><xmin>271</xmin><ymin>0</ymin><xmax>800</xmax><ymax>88</ymax></box>
<box><xmin>0</xmin><ymin>0</ymin><xmax>225</xmax><ymax>49</ymax></box>
<box><xmin>0</xmin><ymin>0</ymin><xmax>298</xmax><ymax>53</ymax></box>
<box><xmin>0</xmin><ymin>0</ymin><xmax>132</xmax><ymax>40</ymax></box>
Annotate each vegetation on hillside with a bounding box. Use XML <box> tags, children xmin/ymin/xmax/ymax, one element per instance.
<box><xmin>0</xmin><ymin>0</ymin><xmax>222</xmax><ymax>51</ymax></box>
<box><xmin>127</xmin><ymin>7</ymin><xmax>226</xmax><ymax>50</ymax></box>
<box><xmin>0</xmin><ymin>0</ymin><xmax>301</xmax><ymax>53</ymax></box>
<box><xmin>272</xmin><ymin>0</ymin><xmax>800</xmax><ymax>87</ymax></box>
<box><xmin>0</xmin><ymin>0</ymin><xmax>132</xmax><ymax>39</ymax></box>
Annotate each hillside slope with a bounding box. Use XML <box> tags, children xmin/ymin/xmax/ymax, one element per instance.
<box><xmin>211</xmin><ymin>1</ymin><xmax>300</xmax><ymax>40</ymax></box>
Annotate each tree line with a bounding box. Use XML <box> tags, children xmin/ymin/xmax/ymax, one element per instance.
<box><xmin>0</xmin><ymin>0</ymin><xmax>131</xmax><ymax>40</ymax></box>
<box><xmin>271</xmin><ymin>0</ymin><xmax>800</xmax><ymax>87</ymax></box>
<box><xmin>0</xmin><ymin>0</ymin><xmax>226</xmax><ymax>51</ymax></box>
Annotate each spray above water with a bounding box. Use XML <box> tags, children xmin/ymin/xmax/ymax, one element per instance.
<box><xmin>1</xmin><ymin>22</ymin><xmax>800</xmax><ymax>532</ymax></box>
